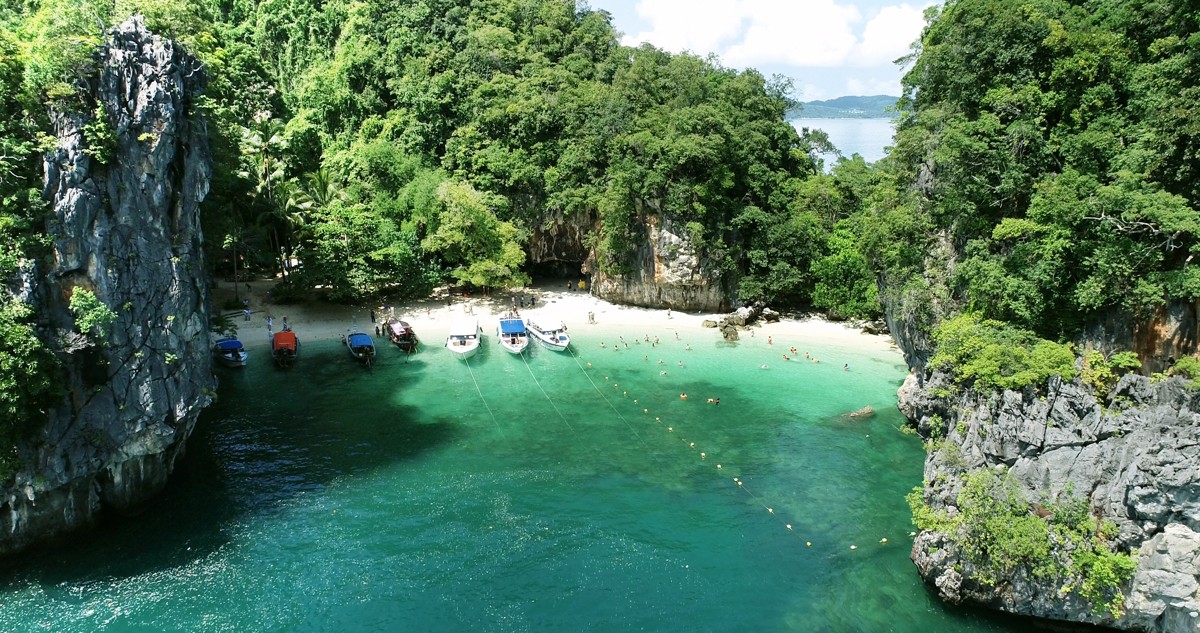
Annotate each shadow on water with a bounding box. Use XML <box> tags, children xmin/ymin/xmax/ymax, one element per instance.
<box><xmin>0</xmin><ymin>340</ymin><xmax>462</xmax><ymax>587</ymax></box>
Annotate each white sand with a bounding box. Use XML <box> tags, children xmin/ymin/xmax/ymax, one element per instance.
<box><xmin>213</xmin><ymin>279</ymin><xmax>900</xmax><ymax>360</ymax></box>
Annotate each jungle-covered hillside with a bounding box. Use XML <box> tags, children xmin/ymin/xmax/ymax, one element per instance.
<box><xmin>3</xmin><ymin>0</ymin><xmax>1200</xmax><ymax>458</ymax></box>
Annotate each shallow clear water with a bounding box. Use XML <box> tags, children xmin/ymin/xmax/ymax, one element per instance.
<box><xmin>0</xmin><ymin>320</ymin><xmax>1032</xmax><ymax>632</ymax></box>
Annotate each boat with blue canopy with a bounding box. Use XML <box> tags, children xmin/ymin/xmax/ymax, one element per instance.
<box><xmin>497</xmin><ymin>314</ymin><xmax>529</xmax><ymax>355</ymax></box>
<box><xmin>213</xmin><ymin>337</ymin><xmax>248</xmax><ymax>367</ymax></box>
<box><xmin>344</xmin><ymin>329</ymin><xmax>376</xmax><ymax>366</ymax></box>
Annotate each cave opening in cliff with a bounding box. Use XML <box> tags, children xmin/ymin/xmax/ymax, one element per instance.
<box><xmin>527</xmin><ymin>260</ymin><xmax>585</xmax><ymax>282</ymax></box>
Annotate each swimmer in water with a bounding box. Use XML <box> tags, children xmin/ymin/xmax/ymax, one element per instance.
<box><xmin>760</xmin><ymin>364</ymin><xmax>769</xmax><ymax>369</ymax></box>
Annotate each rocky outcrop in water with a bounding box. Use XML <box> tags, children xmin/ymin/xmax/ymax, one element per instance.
<box><xmin>900</xmin><ymin>370</ymin><xmax>1200</xmax><ymax>632</ymax></box>
<box><xmin>1</xmin><ymin>18</ymin><xmax>213</xmax><ymax>555</ymax></box>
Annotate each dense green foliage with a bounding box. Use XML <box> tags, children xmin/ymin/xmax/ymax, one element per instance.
<box><xmin>909</xmin><ymin>470</ymin><xmax>1136</xmax><ymax>617</ymax></box>
<box><xmin>929</xmin><ymin>313</ymin><xmax>1076</xmax><ymax>390</ymax></box>
<box><xmin>871</xmin><ymin>0</ymin><xmax>1200</xmax><ymax>344</ymax></box>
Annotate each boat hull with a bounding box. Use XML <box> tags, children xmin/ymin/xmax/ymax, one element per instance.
<box><xmin>527</xmin><ymin>323</ymin><xmax>570</xmax><ymax>352</ymax></box>
<box><xmin>532</xmin><ymin>336</ymin><xmax>568</xmax><ymax>352</ymax></box>
<box><xmin>387</xmin><ymin>320</ymin><xmax>419</xmax><ymax>353</ymax></box>
<box><xmin>499</xmin><ymin>338</ymin><xmax>529</xmax><ymax>355</ymax></box>
<box><xmin>447</xmin><ymin>341</ymin><xmax>480</xmax><ymax>359</ymax></box>
<box><xmin>447</xmin><ymin>319</ymin><xmax>482</xmax><ymax>360</ymax></box>
<box><xmin>272</xmin><ymin>330</ymin><xmax>299</xmax><ymax>368</ymax></box>
<box><xmin>215</xmin><ymin>352</ymin><xmax>249</xmax><ymax>367</ymax></box>
<box><xmin>344</xmin><ymin>332</ymin><xmax>376</xmax><ymax>365</ymax></box>
<box><xmin>213</xmin><ymin>338</ymin><xmax>249</xmax><ymax>367</ymax></box>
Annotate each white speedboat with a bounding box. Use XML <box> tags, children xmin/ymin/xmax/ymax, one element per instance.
<box><xmin>526</xmin><ymin>318</ymin><xmax>570</xmax><ymax>352</ymax></box>
<box><xmin>446</xmin><ymin>317</ymin><xmax>482</xmax><ymax>359</ymax></box>
<box><xmin>497</xmin><ymin>314</ymin><xmax>529</xmax><ymax>355</ymax></box>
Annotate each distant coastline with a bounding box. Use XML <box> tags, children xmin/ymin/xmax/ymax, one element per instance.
<box><xmin>788</xmin><ymin>95</ymin><xmax>898</xmax><ymax>119</ymax></box>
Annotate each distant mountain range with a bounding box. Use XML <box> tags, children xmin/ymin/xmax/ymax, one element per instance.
<box><xmin>789</xmin><ymin>95</ymin><xmax>898</xmax><ymax>119</ymax></box>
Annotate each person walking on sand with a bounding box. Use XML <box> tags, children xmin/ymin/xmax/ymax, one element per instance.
<box><xmin>667</xmin><ymin>308</ymin><xmax>672</xmax><ymax>319</ymax></box>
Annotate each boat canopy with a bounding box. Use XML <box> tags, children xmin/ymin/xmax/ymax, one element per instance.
<box><xmin>273</xmin><ymin>330</ymin><xmax>298</xmax><ymax>351</ymax></box>
<box><xmin>347</xmin><ymin>332</ymin><xmax>373</xmax><ymax>348</ymax></box>
<box><xmin>449</xmin><ymin>318</ymin><xmax>479</xmax><ymax>337</ymax></box>
<box><xmin>499</xmin><ymin>319</ymin><xmax>527</xmax><ymax>335</ymax></box>
<box><xmin>388</xmin><ymin>321</ymin><xmax>409</xmax><ymax>335</ymax></box>
<box><xmin>215</xmin><ymin>338</ymin><xmax>244</xmax><ymax>350</ymax></box>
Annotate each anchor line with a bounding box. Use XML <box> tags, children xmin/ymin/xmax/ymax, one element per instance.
<box><xmin>567</xmin><ymin>347</ymin><xmax>646</xmax><ymax>444</ymax></box>
<box><xmin>465</xmin><ymin>357</ymin><xmax>504</xmax><ymax>437</ymax></box>
<box><xmin>521</xmin><ymin>353</ymin><xmax>574</xmax><ymax>430</ymax></box>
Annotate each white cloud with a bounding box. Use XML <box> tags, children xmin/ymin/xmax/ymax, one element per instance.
<box><xmin>854</xmin><ymin>4</ymin><xmax>927</xmax><ymax>66</ymax></box>
<box><xmin>622</xmin><ymin>1</ymin><xmax>930</xmax><ymax>69</ymax></box>
<box><xmin>623</xmin><ymin>0</ymin><xmax>748</xmax><ymax>53</ymax></box>
<box><xmin>724</xmin><ymin>0</ymin><xmax>862</xmax><ymax>68</ymax></box>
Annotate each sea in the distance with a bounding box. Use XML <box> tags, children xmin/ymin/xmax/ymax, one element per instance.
<box><xmin>792</xmin><ymin>117</ymin><xmax>896</xmax><ymax>166</ymax></box>
<box><xmin>0</xmin><ymin>320</ymin><xmax>1034</xmax><ymax>632</ymax></box>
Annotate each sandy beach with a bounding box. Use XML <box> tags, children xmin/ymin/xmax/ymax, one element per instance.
<box><xmin>213</xmin><ymin>278</ymin><xmax>900</xmax><ymax>361</ymax></box>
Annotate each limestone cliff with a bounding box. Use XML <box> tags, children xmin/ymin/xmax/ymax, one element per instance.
<box><xmin>587</xmin><ymin>214</ymin><xmax>728</xmax><ymax>313</ymax></box>
<box><xmin>900</xmin><ymin>370</ymin><xmax>1200</xmax><ymax>632</ymax></box>
<box><xmin>1</xmin><ymin>18</ymin><xmax>213</xmax><ymax>555</ymax></box>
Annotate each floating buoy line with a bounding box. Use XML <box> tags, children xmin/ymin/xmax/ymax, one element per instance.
<box><xmin>560</xmin><ymin>344</ymin><xmax>897</xmax><ymax>555</ymax></box>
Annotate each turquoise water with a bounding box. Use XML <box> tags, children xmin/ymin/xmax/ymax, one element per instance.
<box><xmin>0</xmin><ymin>323</ymin><xmax>1031</xmax><ymax>632</ymax></box>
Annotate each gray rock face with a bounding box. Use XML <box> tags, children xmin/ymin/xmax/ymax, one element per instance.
<box><xmin>0</xmin><ymin>18</ymin><xmax>213</xmax><ymax>555</ymax></box>
<box><xmin>901</xmin><ymin>371</ymin><xmax>1200</xmax><ymax>632</ymax></box>
<box><xmin>590</xmin><ymin>214</ymin><xmax>727</xmax><ymax>312</ymax></box>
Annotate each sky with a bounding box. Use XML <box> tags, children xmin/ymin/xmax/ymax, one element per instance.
<box><xmin>585</xmin><ymin>0</ymin><xmax>937</xmax><ymax>101</ymax></box>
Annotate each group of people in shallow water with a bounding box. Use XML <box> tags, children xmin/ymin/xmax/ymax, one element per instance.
<box><xmin>766</xmin><ymin>336</ymin><xmax>849</xmax><ymax>371</ymax></box>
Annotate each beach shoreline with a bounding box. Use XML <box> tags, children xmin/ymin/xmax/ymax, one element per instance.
<box><xmin>211</xmin><ymin>278</ymin><xmax>900</xmax><ymax>362</ymax></box>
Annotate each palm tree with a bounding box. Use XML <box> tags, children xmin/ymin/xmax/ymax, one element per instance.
<box><xmin>239</xmin><ymin>116</ymin><xmax>289</xmax><ymax>278</ymax></box>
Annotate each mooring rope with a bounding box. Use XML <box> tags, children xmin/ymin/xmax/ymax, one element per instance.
<box><xmin>522</xmin><ymin>352</ymin><xmax>574</xmax><ymax>430</ymax></box>
<box><xmin>465</xmin><ymin>356</ymin><xmax>503</xmax><ymax>437</ymax></box>
<box><xmin>567</xmin><ymin>347</ymin><xmax>647</xmax><ymax>444</ymax></box>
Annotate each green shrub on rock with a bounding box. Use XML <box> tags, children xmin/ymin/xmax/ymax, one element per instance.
<box><xmin>910</xmin><ymin>469</ymin><xmax>1137</xmax><ymax>619</ymax></box>
<box><xmin>930</xmin><ymin>313</ymin><xmax>1076</xmax><ymax>391</ymax></box>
